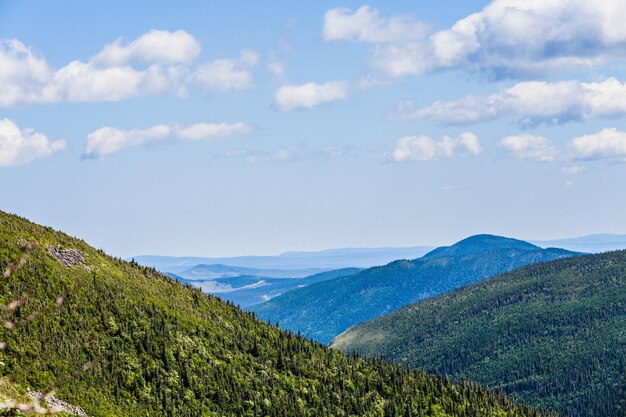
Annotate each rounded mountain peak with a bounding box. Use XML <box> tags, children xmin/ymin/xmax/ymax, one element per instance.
<box><xmin>424</xmin><ymin>234</ymin><xmax>539</xmax><ymax>258</ymax></box>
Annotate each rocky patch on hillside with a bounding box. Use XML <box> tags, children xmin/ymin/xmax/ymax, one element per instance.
<box><xmin>48</xmin><ymin>246</ymin><xmax>90</xmax><ymax>270</ymax></box>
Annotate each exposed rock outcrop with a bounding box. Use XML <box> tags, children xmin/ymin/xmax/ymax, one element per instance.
<box><xmin>48</xmin><ymin>246</ymin><xmax>90</xmax><ymax>270</ymax></box>
<box><xmin>27</xmin><ymin>389</ymin><xmax>88</xmax><ymax>416</ymax></box>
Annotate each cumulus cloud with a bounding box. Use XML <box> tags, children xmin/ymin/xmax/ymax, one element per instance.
<box><xmin>323</xmin><ymin>6</ymin><xmax>427</xmax><ymax>43</ymax></box>
<box><xmin>0</xmin><ymin>37</ymin><xmax>175</xmax><ymax>106</ymax></box>
<box><xmin>395</xmin><ymin>78</ymin><xmax>626</xmax><ymax>126</ymax></box>
<box><xmin>274</xmin><ymin>82</ymin><xmax>349</xmax><ymax>111</ymax></box>
<box><xmin>84</xmin><ymin>122</ymin><xmax>252</xmax><ymax>159</ymax></box>
<box><xmin>387</xmin><ymin>128</ymin><xmax>626</xmax><ymax>165</ymax></box>
<box><xmin>499</xmin><ymin>128</ymin><xmax>626</xmax><ymax>163</ymax></box>
<box><xmin>0</xmin><ymin>33</ymin><xmax>258</xmax><ymax>106</ymax></box>
<box><xmin>0</xmin><ymin>118</ymin><xmax>66</xmax><ymax>167</ymax></box>
<box><xmin>192</xmin><ymin>49</ymin><xmax>259</xmax><ymax>91</ymax></box>
<box><xmin>177</xmin><ymin>122</ymin><xmax>252</xmax><ymax>141</ymax></box>
<box><xmin>0</xmin><ymin>39</ymin><xmax>50</xmax><ymax>83</ymax></box>
<box><xmin>385</xmin><ymin>132</ymin><xmax>481</xmax><ymax>162</ymax></box>
<box><xmin>46</xmin><ymin>61</ymin><xmax>171</xmax><ymax>103</ymax></box>
<box><xmin>0</xmin><ymin>39</ymin><xmax>52</xmax><ymax>106</ymax></box>
<box><xmin>499</xmin><ymin>134</ymin><xmax>559</xmax><ymax>162</ymax></box>
<box><xmin>328</xmin><ymin>1</ymin><xmax>626</xmax><ymax>78</ymax></box>
<box><xmin>84</xmin><ymin>125</ymin><xmax>172</xmax><ymax>158</ymax></box>
<box><xmin>571</xmin><ymin>128</ymin><xmax>626</xmax><ymax>160</ymax></box>
<box><xmin>92</xmin><ymin>30</ymin><xmax>201</xmax><ymax>66</ymax></box>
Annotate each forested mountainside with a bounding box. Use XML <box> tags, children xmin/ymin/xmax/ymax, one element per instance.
<box><xmin>0</xmin><ymin>211</ymin><xmax>547</xmax><ymax>417</ymax></box>
<box><xmin>332</xmin><ymin>250</ymin><xmax>626</xmax><ymax>417</ymax></box>
<box><xmin>251</xmin><ymin>235</ymin><xmax>579</xmax><ymax>344</ymax></box>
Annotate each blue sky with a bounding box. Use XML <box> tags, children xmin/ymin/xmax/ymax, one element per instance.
<box><xmin>2</xmin><ymin>0</ymin><xmax>626</xmax><ymax>257</ymax></box>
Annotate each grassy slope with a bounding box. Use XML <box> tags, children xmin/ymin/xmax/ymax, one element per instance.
<box><xmin>332</xmin><ymin>251</ymin><xmax>626</xmax><ymax>417</ymax></box>
<box><xmin>0</xmin><ymin>211</ymin><xmax>546</xmax><ymax>417</ymax></box>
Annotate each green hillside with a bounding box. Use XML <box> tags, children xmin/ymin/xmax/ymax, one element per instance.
<box><xmin>251</xmin><ymin>235</ymin><xmax>578</xmax><ymax>344</ymax></box>
<box><xmin>0</xmin><ymin>211</ymin><xmax>546</xmax><ymax>416</ymax></box>
<box><xmin>332</xmin><ymin>250</ymin><xmax>626</xmax><ymax>417</ymax></box>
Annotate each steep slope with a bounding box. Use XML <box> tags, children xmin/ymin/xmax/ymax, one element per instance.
<box><xmin>251</xmin><ymin>235</ymin><xmax>579</xmax><ymax>344</ymax></box>
<box><xmin>332</xmin><ymin>251</ymin><xmax>626</xmax><ymax>417</ymax></box>
<box><xmin>0</xmin><ymin>212</ymin><xmax>544</xmax><ymax>417</ymax></box>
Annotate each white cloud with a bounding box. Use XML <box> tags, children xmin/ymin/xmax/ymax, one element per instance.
<box><xmin>0</xmin><ymin>118</ymin><xmax>66</xmax><ymax>167</ymax></box>
<box><xmin>330</xmin><ymin>1</ymin><xmax>626</xmax><ymax>78</ymax></box>
<box><xmin>46</xmin><ymin>61</ymin><xmax>171</xmax><ymax>103</ymax></box>
<box><xmin>92</xmin><ymin>30</ymin><xmax>201</xmax><ymax>66</ymax></box>
<box><xmin>380</xmin><ymin>128</ymin><xmax>626</xmax><ymax>165</ymax></box>
<box><xmin>397</xmin><ymin>78</ymin><xmax>626</xmax><ymax>127</ymax></box>
<box><xmin>0</xmin><ymin>39</ymin><xmax>52</xmax><ymax>106</ymax></box>
<box><xmin>560</xmin><ymin>165</ymin><xmax>587</xmax><ymax>174</ymax></box>
<box><xmin>499</xmin><ymin>134</ymin><xmax>559</xmax><ymax>162</ymax></box>
<box><xmin>564</xmin><ymin>181</ymin><xmax>575</xmax><ymax>187</ymax></box>
<box><xmin>192</xmin><ymin>49</ymin><xmax>259</xmax><ymax>91</ymax></box>
<box><xmin>571</xmin><ymin>128</ymin><xmax>626</xmax><ymax>160</ymax></box>
<box><xmin>177</xmin><ymin>122</ymin><xmax>252</xmax><ymax>141</ymax></box>
<box><xmin>267</xmin><ymin>55</ymin><xmax>286</xmax><ymax>79</ymax></box>
<box><xmin>274</xmin><ymin>82</ymin><xmax>349</xmax><ymax>111</ymax></box>
<box><xmin>370</xmin><ymin>43</ymin><xmax>435</xmax><ymax>78</ymax></box>
<box><xmin>0</xmin><ymin>39</ymin><xmax>50</xmax><ymax>83</ymax></box>
<box><xmin>84</xmin><ymin>125</ymin><xmax>172</xmax><ymax>158</ymax></box>
<box><xmin>498</xmin><ymin>128</ymin><xmax>626</xmax><ymax>163</ymax></box>
<box><xmin>323</xmin><ymin>6</ymin><xmax>427</xmax><ymax>43</ymax></box>
<box><xmin>0</xmin><ymin>33</ymin><xmax>258</xmax><ymax>106</ymax></box>
<box><xmin>84</xmin><ymin>122</ymin><xmax>251</xmax><ymax>159</ymax></box>
<box><xmin>385</xmin><ymin>132</ymin><xmax>481</xmax><ymax>162</ymax></box>
<box><xmin>457</xmin><ymin>132</ymin><xmax>483</xmax><ymax>156</ymax></box>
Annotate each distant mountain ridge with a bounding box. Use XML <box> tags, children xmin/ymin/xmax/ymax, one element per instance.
<box><xmin>251</xmin><ymin>234</ymin><xmax>580</xmax><ymax>344</ymax></box>
<box><xmin>132</xmin><ymin>234</ymin><xmax>626</xmax><ymax>275</ymax></box>
<box><xmin>332</xmin><ymin>250</ymin><xmax>626</xmax><ymax>417</ymax></box>
<box><xmin>131</xmin><ymin>245</ymin><xmax>435</xmax><ymax>273</ymax></box>
<box><xmin>531</xmin><ymin>233</ymin><xmax>626</xmax><ymax>253</ymax></box>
